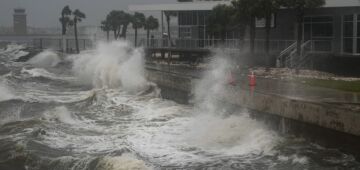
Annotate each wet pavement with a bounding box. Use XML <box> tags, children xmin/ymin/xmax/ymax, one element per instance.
<box><xmin>146</xmin><ymin>63</ymin><xmax>360</xmax><ymax>108</ymax></box>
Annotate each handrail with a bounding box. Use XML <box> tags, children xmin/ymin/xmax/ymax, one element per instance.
<box><xmin>279</xmin><ymin>42</ymin><xmax>296</xmax><ymax>57</ymax></box>
<box><xmin>143</xmin><ymin>38</ymin><xmax>294</xmax><ymax>53</ymax></box>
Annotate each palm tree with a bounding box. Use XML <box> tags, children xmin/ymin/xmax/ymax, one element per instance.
<box><xmin>207</xmin><ymin>4</ymin><xmax>235</xmax><ymax>43</ymax></box>
<box><xmin>119</xmin><ymin>12</ymin><xmax>132</xmax><ymax>39</ymax></box>
<box><xmin>107</xmin><ymin>10</ymin><xmax>122</xmax><ymax>40</ymax></box>
<box><xmin>164</xmin><ymin>11</ymin><xmax>177</xmax><ymax>47</ymax></box>
<box><xmin>232</xmin><ymin>0</ymin><xmax>262</xmax><ymax>55</ymax></box>
<box><xmin>71</xmin><ymin>9</ymin><xmax>86</xmax><ymax>53</ymax></box>
<box><xmin>280</xmin><ymin>0</ymin><xmax>325</xmax><ymax>56</ymax></box>
<box><xmin>101</xmin><ymin>19</ymin><xmax>111</xmax><ymax>42</ymax></box>
<box><xmin>106</xmin><ymin>10</ymin><xmax>132</xmax><ymax>40</ymax></box>
<box><xmin>59</xmin><ymin>6</ymin><xmax>72</xmax><ymax>35</ymax></box>
<box><xmin>59</xmin><ymin>5</ymin><xmax>72</xmax><ymax>52</ymax></box>
<box><xmin>131</xmin><ymin>12</ymin><xmax>145</xmax><ymax>47</ymax></box>
<box><xmin>144</xmin><ymin>16</ymin><xmax>159</xmax><ymax>46</ymax></box>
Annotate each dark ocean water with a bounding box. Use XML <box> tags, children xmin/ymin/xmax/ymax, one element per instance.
<box><xmin>0</xmin><ymin>43</ymin><xmax>359</xmax><ymax>170</ymax></box>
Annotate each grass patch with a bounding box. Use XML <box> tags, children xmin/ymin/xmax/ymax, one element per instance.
<box><xmin>295</xmin><ymin>78</ymin><xmax>360</xmax><ymax>92</ymax></box>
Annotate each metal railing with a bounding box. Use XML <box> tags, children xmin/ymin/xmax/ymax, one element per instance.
<box><xmin>277</xmin><ymin>40</ymin><xmax>334</xmax><ymax>68</ymax></box>
<box><xmin>33</xmin><ymin>38</ymin><xmax>94</xmax><ymax>53</ymax></box>
<box><xmin>277</xmin><ymin>42</ymin><xmax>297</xmax><ymax>67</ymax></box>
<box><xmin>308</xmin><ymin>40</ymin><xmax>334</xmax><ymax>53</ymax></box>
<box><xmin>140</xmin><ymin>38</ymin><xmax>294</xmax><ymax>53</ymax></box>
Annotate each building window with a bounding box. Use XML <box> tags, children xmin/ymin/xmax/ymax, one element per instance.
<box><xmin>179</xmin><ymin>27</ymin><xmax>192</xmax><ymax>38</ymax></box>
<box><xmin>198</xmin><ymin>11</ymin><xmax>206</xmax><ymax>25</ymax></box>
<box><xmin>256</xmin><ymin>14</ymin><xmax>275</xmax><ymax>28</ymax></box>
<box><xmin>304</xmin><ymin>16</ymin><xmax>333</xmax><ymax>52</ymax></box>
<box><xmin>304</xmin><ymin>16</ymin><xmax>333</xmax><ymax>38</ymax></box>
<box><xmin>341</xmin><ymin>14</ymin><xmax>360</xmax><ymax>54</ymax></box>
<box><xmin>178</xmin><ymin>11</ymin><xmax>198</xmax><ymax>26</ymax></box>
<box><xmin>343</xmin><ymin>15</ymin><xmax>354</xmax><ymax>53</ymax></box>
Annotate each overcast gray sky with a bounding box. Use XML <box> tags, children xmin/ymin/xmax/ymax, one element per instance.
<box><xmin>0</xmin><ymin>0</ymin><xmax>175</xmax><ymax>28</ymax></box>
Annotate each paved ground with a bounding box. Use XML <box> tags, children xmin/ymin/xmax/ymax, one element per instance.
<box><xmin>146</xmin><ymin>63</ymin><xmax>360</xmax><ymax>106</ymax></box>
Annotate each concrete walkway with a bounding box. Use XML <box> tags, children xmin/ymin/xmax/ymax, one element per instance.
<box><xmin>240</xmin><ymin>77</ymin><xmax>360</xmax><ymax>105</ymax></box>
<box><xmin>146</xmin><ymin>63</ymin><xmax>360</xmax><ymax>109</ymax></box>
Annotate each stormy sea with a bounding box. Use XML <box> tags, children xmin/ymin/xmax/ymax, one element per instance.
<box><xmin>0</xmin><ymin>41</ymin><xmax>359</xmax><ymax>170</ymax></box>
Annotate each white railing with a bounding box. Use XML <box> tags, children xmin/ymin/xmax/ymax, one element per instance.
<box><xmin>32</xmin><ymin>38</ymin><xmax>94</xmax><ymax>52</ymax></box>
<box><xmin>277</xmin><ymin>40</ymin><xmax>334</xmax><ymax>68</ymax></box>
<box><xmin>277</xmin><ymin>42</ymin><xmax>297</xmax><ymax>67</ymax></box>
<box><xmin>309</xmin><ymin>40</ymin><xmax>334</xmax><ymax>53</ymax></box>
<box><xmin>140</xmin><ymin>38</ymin><xmax>294</xmax><ymax>53</ymax></box>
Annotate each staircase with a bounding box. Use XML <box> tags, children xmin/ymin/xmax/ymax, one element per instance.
<box><xmin>277</xmin><ymin>40</ymin><xmax>312</xmax><ymax>68</ymax></box>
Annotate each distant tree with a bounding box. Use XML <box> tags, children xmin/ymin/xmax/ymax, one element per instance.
<box><xmin>107</xmin><ymin>10</ymin><xmax>122</xmax><ymax>40</ymax></box>
<box><xmin>232</xmin><ymin>0</ymin><xmax>262</xmax><ymax>55</ymax></box>
<box><xmin>280</xmin><ymin>0</ymin><xmax>325</xmax><ymax>56</ymax></box>
<box><xmin>59</xmin><ymin>5</ymin><xmax>72</xmax><ymax>52</ymax></box>
<box><xmin>131</xmin><ymin>12</ymin><xmax>146</xmax><ymax>47</ymax></box>
<box><xmin>59</xmin><ymin>5</ymin><xmax>72</xmax><ymax>35</ymax></box>
<box><xmin>106</xmin><ymin>10</ymin><xmax>131</xmax><ymax>40</ymax></box>
<box><xmin>119</xmin><ymin>12</ymin><xmax>132</xmax><ymax>39</ymax></box>
<box><xmin>207</xmin><ymin>4</ymin><xmax>235</xmax><ymax>42</ymax></box>
<box><xmin>70</xmin><ymin>9</ymin><xmax>86</xmax><ymax>53</ymax></box>
<box><xmin>101</xmin><ymin>19</ymin><xmax>111</xmax><ymax>42</ymax></box>
<box><xmin>144</xmin><ymin>16</ymin><xmax>159</xmax><ymax>46</ymax></box>
<box><xmin>164</xmin><ymin>11</ymin><xmax>177</xmax><ymax>46</ymax></box>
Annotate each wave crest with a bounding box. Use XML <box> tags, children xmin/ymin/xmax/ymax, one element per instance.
<box><xmin>96</xmin><ymin>154</ymin><xmax>151</xmax><ymax>170</ymax></box>
<box><xmin>27</xmin><ymin>50</ymin><xmax>60</xmax><ymax>68</ymax></box>
<box><xmin>70</xmin><ymin>41</ymin><xmax>148</xmax><ymax>92</ymax></box>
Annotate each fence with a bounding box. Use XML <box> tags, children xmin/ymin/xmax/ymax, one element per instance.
<box><xmin>140</xmin><ymin>38</ymin><xmax>295</xmax><ymax>54</ymax></box>
<box><xmin>33</xmin><ymin>38</ymin><xmax>94</xmax><ymax>53</ymax></box>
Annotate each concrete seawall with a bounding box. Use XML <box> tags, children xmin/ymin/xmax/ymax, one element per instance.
<box><xmin>146</xmin><ymin>68</ymin><xmax>194</xmax><ymax>104</ymax></box>
<box><xmin>146</xmin><ymin>68</ymin><xmax>360</xmax><ymax>138</ymax></box>
<box><xmin>223</xmin><ymin>87</ymin><xmax>360</xmax><ymax>136</ymax></box>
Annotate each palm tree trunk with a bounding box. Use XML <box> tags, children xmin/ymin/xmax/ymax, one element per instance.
<box><xmin>121</xmin><ymin>25</ymin><xmax>128</xmax><ymax>40</ymax></box>
<box><xmin>117</xmin><ymin>26</ymin><xmax>122</xmax><ymax>39</ymax></box>
<box><xmin>166</xmin><ymin>15</ymin><xmax>171</xmax><ymax>47</ymax></box>
<box><xmin>250</xmin><ymin>15</ymin><xmax>256</xmax><ymax>55</ymax></box>
<box><xmin>61</xmin><ymin>16</ymin><xmax>66</xmax><ymax>35</ymax></box>
<box><xmin>106</xmin><ymin>31</ymin><xmax>109</xmax><ymax>42</ymax></box>
<box><xmin>62</xmin><ymin>35</ymin><xmax>66</xmax><ymax>53</ymax></box>
<box><xmin>61</xmin><ymin>18</ymin><xmax>66</xmax><ymax>53</ymax></box>
<box><xmin>221</xmin><ymin>29</ymin><xmax>226</xmax><ymax>43</ymax></box>
<box><xmin>265</xmin><ymin>15</ymin><xmax>271</xmax><ymax>67</ymax></box>
<box><xmin>146</xmin><ymin>29</ymin><xmax>150</xmax><ymax>47</ymax></box>
<box><xmin>113</xmin><ymin>30</ymin><xmax>117</xmax><ymax>40</ymax></box>
<box><xmin>134</xmin><ymin>28</ymin><xmax>138</xmax><ymax>47</ymax></box>
<box><xmin>165</xmin><ymin>14</ymin><xmax>172</xmax><ymax>64</ymax></box>
<box><xmin>74</xmin><ymin>22</ymin><xmax>79</xmax><ymax>54</ymax></box>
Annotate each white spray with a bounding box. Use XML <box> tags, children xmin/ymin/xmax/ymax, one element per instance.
<box><xmin>0</xmin><ymin>82</ymin><xmax>15</xmax><ymax>102</ymax></box>
<box><xmin>28</xmin><ymin>50</ymin><xmax>61</xmax><ymax>68</ymax></box>
<box><xmin>193</xmin><ymin>55</ymin><xmax>229</xmax><ymax>113</ymax></box>
<box><xmin>70</xmin><ymin>41</ymin><xmax>148</xmax><ymax>92</ymax></box>
<box><xmin>186</xmin><ymin>51</ymin><xmax>279</xmax><ymax>155</ymax></box>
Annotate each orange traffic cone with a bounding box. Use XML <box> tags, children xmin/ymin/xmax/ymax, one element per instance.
<box><xmin>249</xmin><ymin>71</ymin><xmax>256</xmax><ymax>86</ymax></box>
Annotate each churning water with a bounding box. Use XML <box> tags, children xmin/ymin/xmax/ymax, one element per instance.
<box><xmin>0</xmin><ymin>41</ymin><xmax>359</xmax><ymax>170</ymax></box>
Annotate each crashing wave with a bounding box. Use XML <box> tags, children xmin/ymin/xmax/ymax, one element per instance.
<box><xmin>0</xmin><ymin>82</ymin><xmax>16</xmax><ymax>102</ymax></box>
<box><xmin>0</xmin><ymin>44</ymin><xmax>29</xmax><ymax>61</ymax></box>
<box><xmin>70</xmin><ymin>41</ymin><xmax>148</xmax><ymax>93</ymax></box>
<box><xmin>42</xmin><ymin>106</ymin><xmax>78</xmax><ymax>125</ymax></box>
<box><xmin>20</xmin><ymin>67</ymin><xmax>74</xmax><ymax>81</ymax></box>
<box><xmin>27</xmin><ymin>50</ymin><xmax>61</xmax><ymax>68</ymax></box>
<box><xmin>96</xmin><ymin>154</ymin><xmax>152</xmax><ymax>170</ymax></box>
